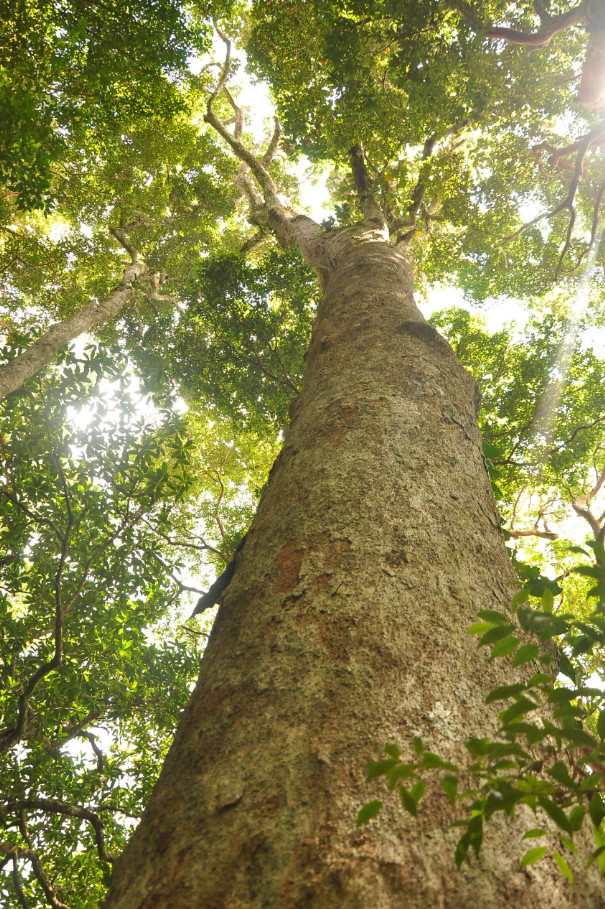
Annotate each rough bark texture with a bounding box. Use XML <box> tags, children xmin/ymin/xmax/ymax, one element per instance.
<box><xmin>105</xmin><ymin>237</ymin><xmax>604</xmax><ymax>907</ymax></box>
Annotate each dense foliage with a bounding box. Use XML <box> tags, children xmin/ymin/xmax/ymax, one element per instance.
<box><xmin>5</xmin><ymin>0</ymin><xmax>605</xmax><ymax>903</ymax></box>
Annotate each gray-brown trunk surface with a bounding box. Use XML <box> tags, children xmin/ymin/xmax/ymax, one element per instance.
<box><xmin>105</xmin><ymin>239</ymin><xmax>604</xmax><ymax>907</ymax></box>
<box><xmin>0</xmin><ymin>266</ymin><xmax>142</xmax><ymax>401</ymax></box>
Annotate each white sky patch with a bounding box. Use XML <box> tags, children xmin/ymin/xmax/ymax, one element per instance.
<box><xmin>518</xmin><ymin>200</ymin><xmax>542</xmax><ymax>223</ymax></box>
<box><xmin>291</xmin><ymin>157</ymin><xmax>333</xmax><ymax>222</ymax></box>
<box><xmin>422</xmin><ymin>283</ymin><xmax>529</xmax><ymax>333</ymax></box>
<box><xmin>48</xmin><ymin>220</ymin><xmax>70</xmax><ymax>242</ymax></box>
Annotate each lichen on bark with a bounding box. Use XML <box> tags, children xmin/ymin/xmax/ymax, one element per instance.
<box><xmin>103</xmin><ymin>231</ymin><xmax>604</xmax><ymax>907</ymax></box>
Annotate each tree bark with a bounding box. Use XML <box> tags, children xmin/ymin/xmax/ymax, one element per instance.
<box><xmin>0</xmin><ymin>257</ymin><xmax>145</xmax><ymax>401</ymax></box>
<box><xmin>104</xmin><ymin>236</ymin><xmax>604</xmax><ymax>907</ymax></box>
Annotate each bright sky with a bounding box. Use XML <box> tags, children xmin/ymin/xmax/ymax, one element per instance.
<box><xmin>198</xmin><ymin>51</ymin><xmax>541</xmax><ymax>334</ymax></box>
<box><xmin>64</xmin><ymin>52</ymin><xmax>605</xmax><ymax>565</ymax></box>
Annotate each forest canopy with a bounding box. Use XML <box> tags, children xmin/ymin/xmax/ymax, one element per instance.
<box><xmin>4</xmin><ymin>0</ymin><xmax>605</xmax><ymax>906</ymax></box>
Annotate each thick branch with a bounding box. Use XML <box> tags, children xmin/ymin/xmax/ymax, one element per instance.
<box><xmin>349</xmin><ymin>144</ymin><xmax>386</xmax><ymax>226</ymax></box>
<box><xmin>486</xmin><ymin>3</ymin><xmax>586</xmax><ymax>48</ymax></box>
<box><xmin>0</xmin><ymin>799</ymin><xmax>116</xmax><ymax>864</ymax></box>
<box><xmin>204</xmin><ymin>66</ymin><xmax>327</xmax><ymax>270</ymax></box>
<box><xmin>508</xmin><ymin>527</ymin><xmax>559</xmax><ymax>540</ymax></box>
<box><xmin>263</xmin><ymin>117</ymin><xmax>283</xmax><ymax>167</ymax></box>
<box><xmin>572</xmin><ymin>499</ymin><xmax>604</xmax><ymax>540</ymax></box>
<box><xmin>571</xmin><ymin>461</ymin><xmax>605</xmax><ymax>545</ymax></box>
<box><xmin>576</xmin><ymin>461</ymin><xmax>605</xmax><ymax>508</ymax></box>
<box><xmin>0</xmin><ymin>231</ymin><xmax>146</xmax><ymax>401</ymax></box>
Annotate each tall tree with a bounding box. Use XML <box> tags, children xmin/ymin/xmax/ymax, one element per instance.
<box><xmin>6</xmin><ymin>0</ymin><xmax>605</xmax><ymax>906</ymax></box>
<box><xmin>103</xmin><ymin>6</ymin><xmax>605</xmax><ymax>906</ymax></box>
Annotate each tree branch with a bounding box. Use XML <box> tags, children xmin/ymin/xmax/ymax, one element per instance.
<box><xmin>203</xmin><ymin>32</ymin><xmax>330</xmax><ymax>271</ymax></box>
<box><xmin>2</xmin><ymin>844</ymin><xmax>71</xmax><ymax>909</ymax></box>
<box><xmin>0</xmin><ymin>228</ymin><xmax>146</xmax><ymax>401</ymax></box>
<box><xmin>508</xmin><ymin>527</ymin><xmax>559</xmax><ymax>540</ymax></box>
<box><xmin>485</xmin><ymin>3</ymin><xmax>586</xmax><ymax>49</ymax></box>
<box><xmin>263</xmin><ymin>117</ymin><xmax>283</xmax><ymax>167</ymax></box>
<box><xmin>0</xmin><ymin>800</ymin><xmax>116</xmax><ymax>864</ymax></box>
<box><xmin>11</xmin><ymin>853</ymin><xmax>29</xmax><ymax>909</ymax></box>
<box><xmin>349</xmin><ymin>144</ymin><xmax>386</xmax><ymax>226</ymax></box>
<box><xmin>503</xmin><ymin>124</ymin><xmax>603</xmax><ymax>269</ymax></box>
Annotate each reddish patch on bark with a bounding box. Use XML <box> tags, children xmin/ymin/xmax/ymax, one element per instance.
<box><xmin>156</xmin><ymin>831</ymin><xmax>170</xmax><ymax>854</ymax></box>
<box><xmin>275</xmin><ymin>539</ymin><xmax>303</xmax><ymax>595</ymax></box>
<box><xmin>140</xmin><ymin>896</ymin><xmax>162</xmax><ymax>909</ymax></box>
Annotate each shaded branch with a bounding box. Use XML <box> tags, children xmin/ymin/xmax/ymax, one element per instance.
<box><xmin>11</xmin><ymin>854</ymin><xmax>29</xmax><ymax>909</ymax></box>
<box><xmin>0</xmin><ymin>228</ymin><xmax>144</xmax><ymax>401</ymax></box>
<box><xmin>508</xmin><ymin>527</ymin><xmax>559</xmax><ymax>540</ymax></box>
<box><xmin>140</xmin><ymin>516</ymin><xmax>226</xmax><ymax>559</ymax></box>
<box><xmin>203</xmin><ymin>31</ymin><xmax>329</xmax><ymax>272</ymax></box>
<box><xmin>349</xmin><ymin>144</ymin><xmax>386</xmax><ymax>226</ymax></box>
<box><xmin>571</xmin><ymin>460</ymin><xmax>605</xmax><ymax>546</ymax></box>
<box><xmin>149</xmin><ymin>550</ymin><xmax>206</xmax><ymax>597</ymax></box>
<box><xmin>2</xmin><ymin>843</ymin><xmax>71</xmax><ymax>909</ymax></box>
<box><xmin>0</xmin><ymin>799</ymin><xmax>116</xmax><ymax>864</ymax></box>
<box><xmin>509</xmin><ymin>496</ymin><xmax>559</xmax><ymax>541</ymax></box>
<box><xmin>503</xmin><ymin>125</ymin><xmax>604</xmax><ymax>269</ymax></box>
<box><xmin>485</xmin><ymin>3</ymin><xmax>586</xmax><ymax>48</ymax></box>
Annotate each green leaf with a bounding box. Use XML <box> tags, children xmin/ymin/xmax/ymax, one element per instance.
<box><xmin>356</xmin><ymin>800</ymin><xmax>383</xmax><ymax>826</ymax></box>
<box><xmin>525</xmin><ymin>673</ymin><xmax>553</xmax><ymax>687</ymax></box>
<box><xmin>537</xmin><ymin>795</ymin><xmax>572</xmax><ymax>835</ymax></box>
<box><xmin>479</xmin><ymin>625</ymin><xmax>514</xmax><ymax>646</ymax></box>
<box><xmin>541</xmin><ymin>588</ymin><xmax>554</xmax><ymax>613</ymax></box>
<box><xmin>569</xmin><ymin>805</ymin><xmax>586</xmax><ymax>832</ymax></box>
<box><xmin>559</xmin><ymin>835</ymin><xmax>577</xmax><ymax>855</ymax></box>
<box><xmin>411</xmin><ymin>780</ymin><xmax>425</xmax><ymax>803</ymax></box>
<box><xmin>468</xmin><ymin>622</ymin><xmax>496</xmax><ymax>635</ymax></box>
<box><xmin>512</xmin><ymin>643</ymin><xmax>540</xmax><ymax>667</ymax></box>
<box><xmin>455</xmin><ymin>831</ymin><xmax>471</xmax><ymax>868</ymax></box>
<box><xmin>574</xmin><ymin>565</ymin><xmax>605</xmax><ymax>580</ymax></box>
<box><xmin>547</xmin><ymin>762</ymin><xmax>576</xmax><ymax>790</ymax></box>
<box><xmin>521</xmin><ymin>827</ymin><xmax>546</xmax><ymax>840</ymax></box>
<box><xmin>557</xmin><ymin>652</ymin><xmax>576</xmax><ymax>683</ymax></box>
<box><xmin>490</xmin><ymin>636</ymin><xmax>519</xmax><ymax>658</ymax></box>
<box><xmin>366</xmin><ymin>757</ymin><xmax>399</xmax><ymax>780</ymax></box>
<box><xmin>587</xmin><ymin>844</ymin><xmax>605</xmax><ymax>868</ymax></box>
<box><xmin>383</xmin><ymin>744</ymin><xmax>400</xmax><ymax>759</ymax></box>
<box><xmin>597</xmin><ymin>709</ymin><xmax>605</xmax><ymax>742</ymax></box>
<box><xmin>553</xmin><ymin>850</ymin><xmax>573</xmax><ymax>883</ymax></box>
<box><xmin>440</xmin><ymin>775</ymin><xmax>458</xmax><ymax>806</ymax></box>
<box><xmin>485</xmin><ymin>683</ymin><xmax>526</xmax><ymax>704</ymax></box>
<box><xmin>477</xmin><ymin>609</ymin><xmax>510</xmax><ymax>625</ymax></box>
<box><xmin>498</xmin><ymin>696</ymin><xmax>538</xmax><ymax>723</ymax></box>
<box><xmin>589</xmin><ymin>793</ymin><xmax>605</xmax><ymax>829</ymax></box>
<box><xmin>420</xmin><ymin>752</ymin><xmax>458</xmax><ymax>771</ymax></box>
<box><xmin>511</xmin><ymin>589</ymin><xmax>530</xmax><ymax>611</ymax></box>
<box><xmin>520</xmin><ymin>846</ymin><xmax>548</xmax><ymax>868</ymax></box>
<box><xmin>413</xmin><ymin>737</ymin><xmax>425</xmax><ymax>756</ymax></box>
<box><xmin>399</xmin><ymin>786</ymin><xmax>419</xmax><ymax>816</ymax></box>
<box><xmin>386</xmin><ymin>763</ymin><xmax>416</xmax><ymax>788</ymax></box>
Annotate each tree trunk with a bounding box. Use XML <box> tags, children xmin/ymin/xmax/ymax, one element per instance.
<box><xmin>0</xmin><ymin>256</ymin><xmax>145</xmax><ymax>401</ymax></box>
<box><xmin>104</xmin><ymin>237</ymin><xmax>603</xmax><ymax>907</ymax></box>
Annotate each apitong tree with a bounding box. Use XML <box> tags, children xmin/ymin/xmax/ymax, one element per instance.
<box><xmin>5</xmin><ymin>1</ymin><xmax>605</xmax><ymax>907</ymax></box>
